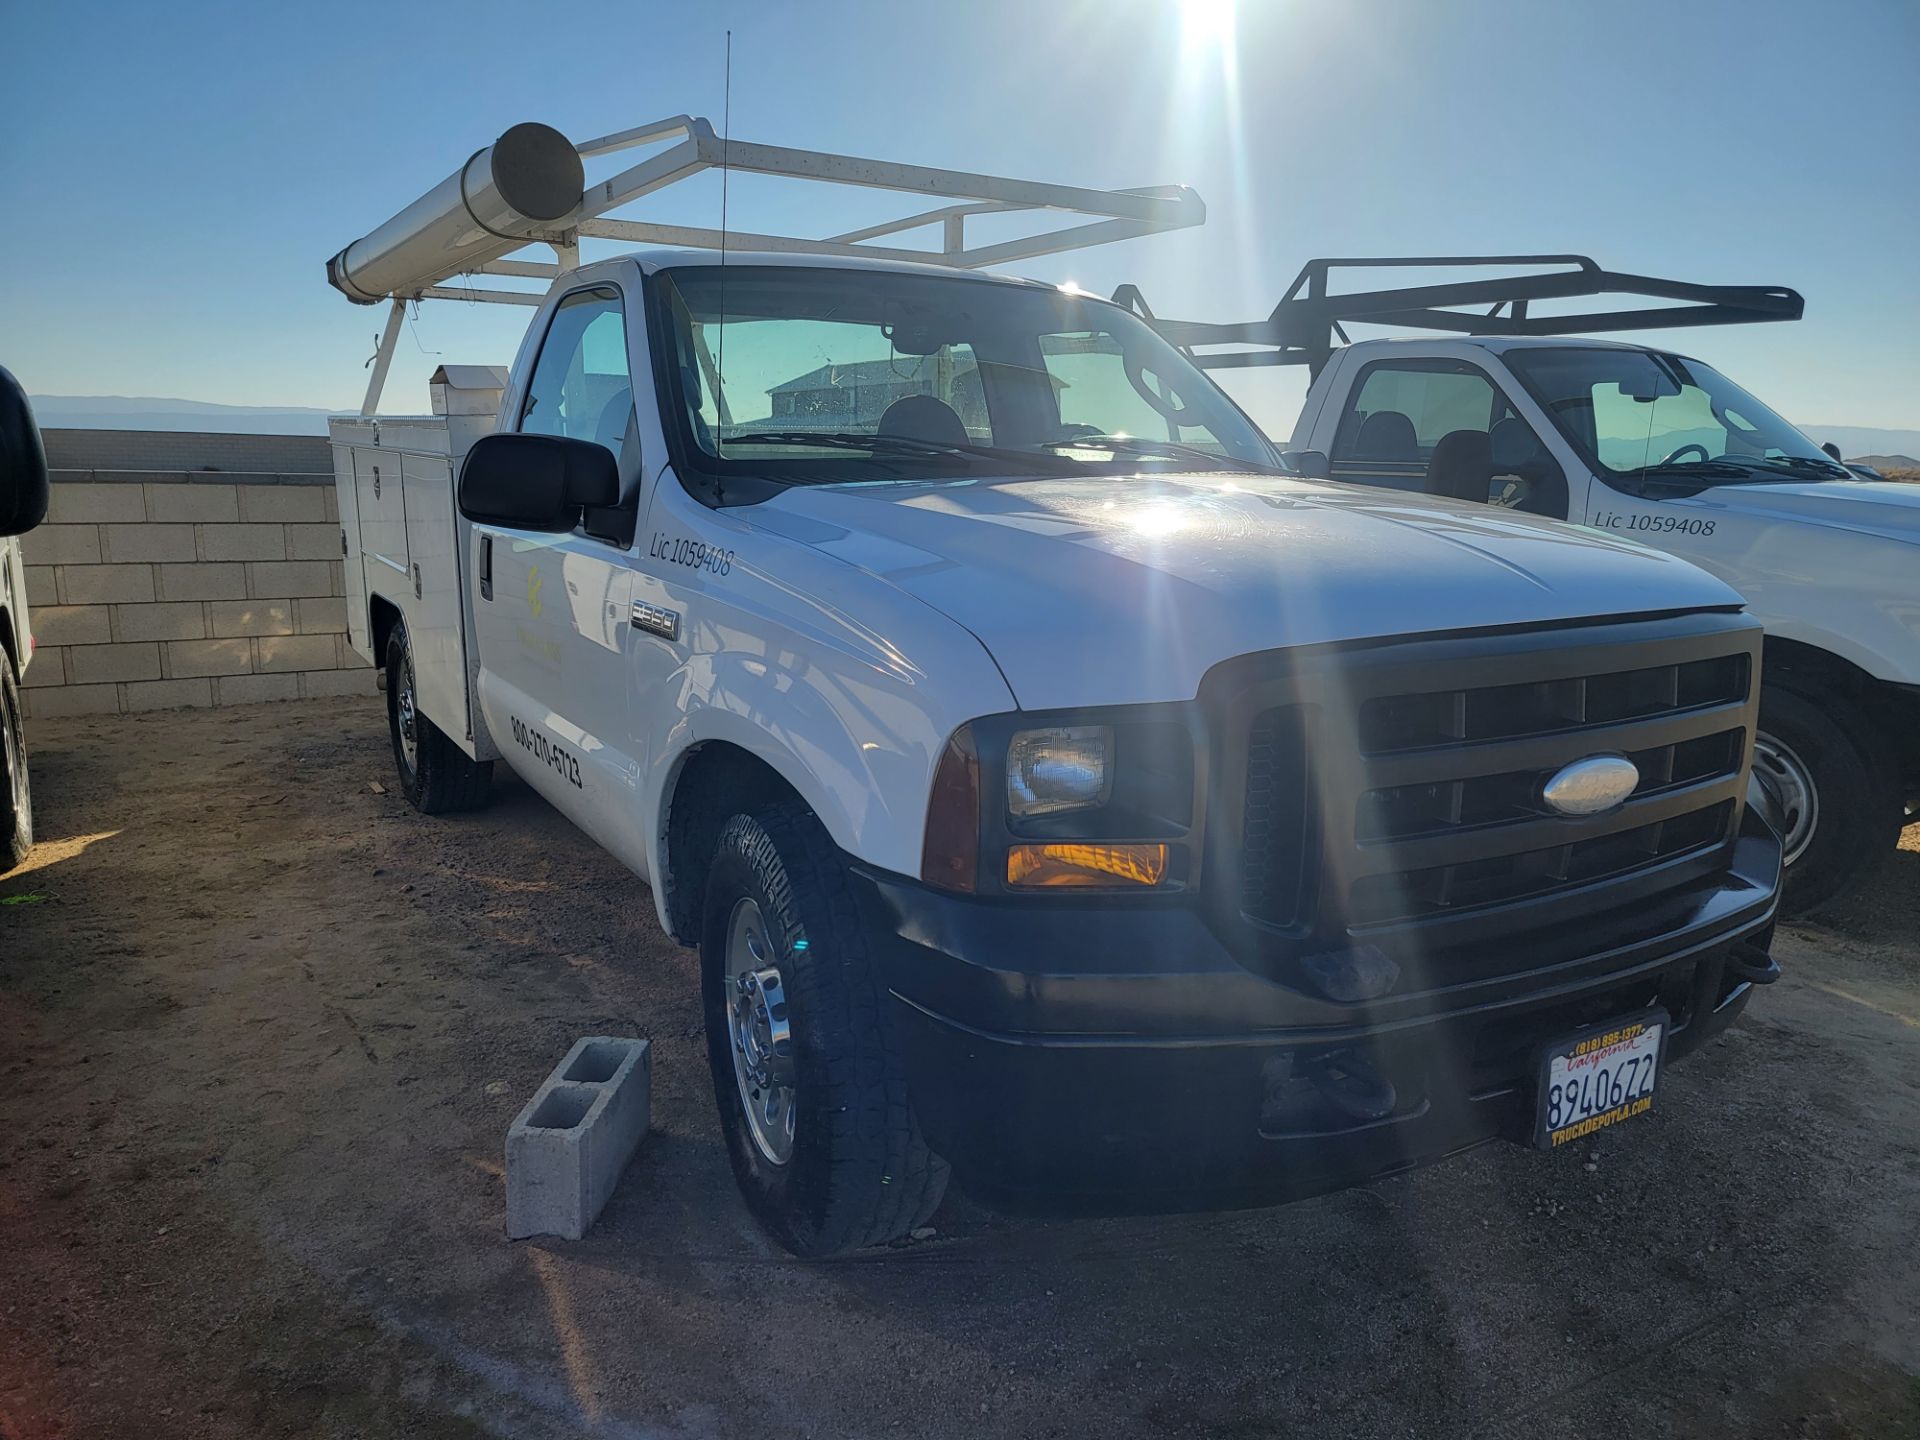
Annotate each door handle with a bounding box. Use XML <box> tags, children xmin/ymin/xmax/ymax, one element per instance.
<box><xmin>479</xmin><ymin>534</ymin><xmax>493</xmax><ymax>601</ymax></box>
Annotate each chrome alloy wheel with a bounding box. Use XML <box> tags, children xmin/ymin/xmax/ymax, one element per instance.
<box><xmin>1753</xmin><ymin>730</ymin><xmax>1819</xmax><ymax>867</ymax></box>
<box><xmin>725</xmin><ymin>897</ymin><xmax>796</xmax><ymax>1166</ymax></box>
<box><xmin>395</xmin><ymin>656</ymin><xmax>419</xmax><ymax>775</ymax></box>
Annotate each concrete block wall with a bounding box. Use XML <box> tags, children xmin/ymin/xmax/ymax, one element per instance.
<box><xmin>41</xmin><ymin>428</ymin><xmax>331</xmax><ymax>475</ymax></box>
<box><xmin>19</xmin><ymin>467</ymin><xmax>374</xmax><ymax>718</ymax></box>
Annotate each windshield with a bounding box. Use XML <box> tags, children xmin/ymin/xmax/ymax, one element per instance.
<box><xmin>649</xmin><ymin>265</ymin><xmax>1276</xmax><ymax>488</ymax></box>
<box><xmin>1503</xmin><ymin>346</ymin><xmax>1849</xmax><ymax>486</ymax></box>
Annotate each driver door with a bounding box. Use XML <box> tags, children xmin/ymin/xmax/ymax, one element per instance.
<box><xmin>472</xmin><ymin>285</ymin><xmax>650</xmax><ymax>870</ymax></box>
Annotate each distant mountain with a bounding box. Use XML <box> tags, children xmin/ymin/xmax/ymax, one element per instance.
<box><xmin>1798</xmin><ymin>425</ymin><xmax>1920</xmax><ymax>463</ymax></box>
<box><xmin>30</xmin><ymin>394</ymin><xmax>334</xmax><ymax>436</ymax></box>
<box><xmin>28</xmin><ymin>393</ymin><xmax>1920</xmax><ymax>459</ymax></box>
<box><xmin>1851</xmin><ymin>453</ymin><xmax>1919</xmax><ymax>470</ymax></box>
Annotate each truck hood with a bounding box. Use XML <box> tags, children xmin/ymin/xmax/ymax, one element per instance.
<box><xmin>752</xmin><ymin>471</ymin><xmax>1744</xmax><ymax>710</ymax></box>
<box><xmin>1696</xmin><ymin>479</ymin><xmax>1920</xmax><ymax>543</ymax></box>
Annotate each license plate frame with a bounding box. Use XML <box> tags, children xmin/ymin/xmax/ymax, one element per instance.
<box><xmin>1533</xmin><ymin>1008</ymin><xmax>1668</xmax><ymax>1151</ymax></box>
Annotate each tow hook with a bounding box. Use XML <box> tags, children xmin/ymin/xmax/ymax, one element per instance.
<box><xmin>1305</xmin><ymin>1052</ymin><xmax>1399</xmax><ymax>1123</ymax></box>
<box><xmin>1726</xmin><ymin>942</ymin><xmax>1781</xmax><ymax>987</ymax></box>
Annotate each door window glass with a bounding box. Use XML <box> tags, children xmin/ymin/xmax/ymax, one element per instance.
<box><xmin>1329</xmin><ymin>360</ymin><xmax>1567</xmax><ymax>516</ymax></box>
<box><xmin>520</xmin><ymin>289</ymin><xmax>633</xmax><ymax>451</ymax></box>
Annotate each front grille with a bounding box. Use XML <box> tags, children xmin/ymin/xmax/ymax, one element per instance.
<box><xmin>1225</xmin><ymin>614</ymin><xmax>1760</xmax><ymax>952</ymax></box>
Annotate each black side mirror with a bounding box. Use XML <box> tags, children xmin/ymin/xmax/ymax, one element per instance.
<box><xmin>458</xmin><ymin>432</ymin><xmax>618</xmax><ymax>532</ymax></box>
<box><xmin>1281</xmin><ymin>449</ymin><xmax>1331</xmax><ymax>480</ymax></box>
<box><xmin>1821</xmin><ymin>441</ymin><xmax>1843</xmax><ymax>462</ymax></box>
<box><xmin>0</xmin><ymin>365</ymin><xmax>49</xmax><ymax>538</ymax></box>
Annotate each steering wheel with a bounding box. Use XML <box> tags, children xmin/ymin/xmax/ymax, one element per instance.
<box><xmin>1660</xmin><ymin>443</ymin><xmax>1711</xmax><ymax>466</ymax></box>
<box><xmin>1124</xmin><ymin>354</ymin><xmax>1193</xmax><ymax>422</ymax></box>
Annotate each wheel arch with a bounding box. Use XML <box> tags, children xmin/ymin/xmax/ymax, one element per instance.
<box><xmin>657</xmin><ymin>739</ymin><xmax>813</xmax><ymax>945</ymax></box>
<box><xmin>1762</xmin><ymin>633</ymin><xmax>1915</xmax><ymax>793</ymax></box>
<box><xmin>367</xmin><ymin>592</ymin><xmax>404</xmax><ymax>664</ymax></box>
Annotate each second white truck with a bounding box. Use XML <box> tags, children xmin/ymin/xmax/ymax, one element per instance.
<box><xmin>326</xmin><ymin>124</ymin><xmax>1783</xmax><ymax>1255</ymax></box>
<box><xmin>1137</xmin><ymin>256</ymin><xmax>1918</xmax><ymax>914</ymax></box>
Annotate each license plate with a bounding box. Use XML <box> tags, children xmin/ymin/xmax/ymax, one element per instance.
<box><xmin>1534</xmin><ymin>1009</ymin><xmax>1666</xmax><ymax>1150</ymax></box>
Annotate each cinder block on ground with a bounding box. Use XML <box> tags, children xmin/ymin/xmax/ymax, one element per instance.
<box><xmin>506</xmin><ymin>1037</ymin><xmax>652</xmax><ymax>1242</ymax></box>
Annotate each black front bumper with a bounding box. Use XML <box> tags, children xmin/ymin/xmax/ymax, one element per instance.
<box><xmin>856</xmin><ymin>818</ymin><xmax>1781</xmax><ymax>1209</ymax></box>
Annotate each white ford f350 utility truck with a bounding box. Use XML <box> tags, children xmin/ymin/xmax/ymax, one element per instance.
<box><xmin>1131</xmin><ymin>255</ymin><xmax>1918</xmax><ymax>914</ymax></box>
<box><xmin>326</xmin><ymin>122</ymin><xmax>1782</xmax><ymax>1256</ymax></box>
<box><xmin>0</xmin><ymin>366</ymin><xmax>46</xmax><ymax>874</ymax></box>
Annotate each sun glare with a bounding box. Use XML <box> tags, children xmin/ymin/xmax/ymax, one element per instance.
<box><xmin>1179</xmin><ymin>0</ymin><xmax>1238</xmax><ymax>50</ymax></box>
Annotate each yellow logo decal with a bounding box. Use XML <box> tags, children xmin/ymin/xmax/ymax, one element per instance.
<box><xmin>527</xmin><ymin>565</ymin><xmax>544</xmax><ymax>618</ymax></box>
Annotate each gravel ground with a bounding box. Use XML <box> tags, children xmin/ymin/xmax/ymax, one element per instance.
<box><xmin>2</xmin><ymin>697</ymin><xmax>1916</xmax><ymax>1440</ymax></box>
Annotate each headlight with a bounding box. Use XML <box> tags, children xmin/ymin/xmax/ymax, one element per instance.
<box><xmin>1006</xmin><ymin>726</ymin><xmax>1112</xmax><ymax>817</ymax></box>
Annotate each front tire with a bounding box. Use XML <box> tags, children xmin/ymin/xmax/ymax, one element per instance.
<box><xmin>1</xmin><ymin>661</ymin><xmax>32</xmax><ymax>873</ymax></box>
<box><xmin>1756</xmin><ymin>681</ymin><xmax>1900</xmax><ymax>916</ymax></box>
<box><xmin>385</xmin><ymin>623</ymin><xmax>491</xmax><ymax>814</ymax></box>
<box><xmin>700</xmin><ymin>802</ymin><xmax>948</xmax><ymax>1256</ymax></box>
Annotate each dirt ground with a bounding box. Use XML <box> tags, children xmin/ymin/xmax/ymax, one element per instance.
<box><xmin>2</xmin><ymin>698</ymin><xmax>1917</xmax><ymax>1440</ymax></box>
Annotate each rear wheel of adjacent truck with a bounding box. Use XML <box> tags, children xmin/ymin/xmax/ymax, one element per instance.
<box><xmin>1</xmin><ymin>661</ymin><xmax>31</xmax><ymax>873</ymax></box>
<box><xmin>1755</xmin><ymin>679</ymin><xmax>1903</xmax><ymax>916</ymax></box>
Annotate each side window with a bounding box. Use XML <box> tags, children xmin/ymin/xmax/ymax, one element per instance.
<box><xmin>519</xmin><ymin>288</ymin><xmax>633</xmax><ymax>452</ymax></box>
<box><xmin>1330</xmin><ymin>360</ymin><xmax>1568</xmax><ymax>518</ymax></box>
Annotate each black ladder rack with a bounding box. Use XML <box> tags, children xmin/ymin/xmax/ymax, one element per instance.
<box><xmin>1115</xmin><ymin>254</ymin><xmax>1803</xmax><ymax>379</ymax></box>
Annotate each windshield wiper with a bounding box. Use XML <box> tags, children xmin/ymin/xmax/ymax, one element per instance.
<box><xmin>1037</xmin><ymin>433</ymin><xmax>1280</xmax><ymax>474</ymax></box>
<box><xmin>719</xmin><ymin>430</ymin><xmax>1052</xmax><ymax>469</ymax></box>
<box><xmin>723</xmin><ymin>430</ymin><xmax>975</xmax><ymax>457</ymax></box>
<box><xmin>1618</xmin><ymin>460</ymin><xmax>1756</xmax><ymax>480</ymax></box>
<box><xmin>1733</xmin><ymin>453</ymin><xmax>1852</xmax><ymax>481</ymax></box>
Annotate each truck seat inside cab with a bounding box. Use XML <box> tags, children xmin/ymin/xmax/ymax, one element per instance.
<box><xmin>1351</xmin><ymin>410</ymin><xmax>1419</xmax><ymax>461</ymax></box>
<box><xmin>1426</xmin><ymin>428</ymin><xmax>1493</xmax><ymax>503</ymax></box>
<box><xmin>878</xmin><ymin>394</ymin><xmax>969</xmax><ymax>448</ymax></box>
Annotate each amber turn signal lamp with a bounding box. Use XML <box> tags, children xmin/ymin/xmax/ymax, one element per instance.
<box><xmin>1006</xmin><ymin>842</ymin><xmax>1169</xmax><ymax>889</ymax></box>
<box><xmin>921</xmin><ymin>725</ymin><xmax>981</xmax><ymax>893</ymax></box>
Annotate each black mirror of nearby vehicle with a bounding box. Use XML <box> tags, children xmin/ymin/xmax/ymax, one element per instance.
<box><xmin>1281</xmin><ymin>449</ymin><xmax>1331</xmax><ymax>480</ymax></box>
<box><xmin>458</xmin><ymin>433</ymin><xmax>619</xmax><ymax>532</ymax></box>
<box><xmin>0</xmin><ymin>365</ymin><xmax>50</xmax><ymax>538</ymax></box>
<box><xmin>1821</xmin><ymin>441</ymin><xmax>1843</xmax><ymax>462</ymax></box>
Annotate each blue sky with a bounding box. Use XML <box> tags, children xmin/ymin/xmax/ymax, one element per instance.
<box><xmin>2</xmin><ymin>0</ymin><xmax>1915</xmax><ymax>435</ymax></box>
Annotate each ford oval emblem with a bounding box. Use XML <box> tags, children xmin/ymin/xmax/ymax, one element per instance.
<box><xmin>1542</xmin><ymin>755</ymin><xmax>1640</xmax><ymax>816</ymax></box>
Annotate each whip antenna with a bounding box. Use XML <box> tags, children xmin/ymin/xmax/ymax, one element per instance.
<box><xmin>716</xmin><ymin>30</ymin><xmax>732</xmax><ymax>458</ymax></box>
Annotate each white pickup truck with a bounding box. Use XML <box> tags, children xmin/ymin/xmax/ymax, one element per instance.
<box><xmin>0</xmin><ymin>366</ymin><xmax>44</xmax><ymax>874</ymax></box>
<box><xmin>1137</xmin><ymin>256</ymin><xmax>1919</xmax><ymax>914</ymax></box>
<box><xmin>326</xmin><ymin>126</ymin><xmax>1783</xmax><ymax>1255</ymax></box>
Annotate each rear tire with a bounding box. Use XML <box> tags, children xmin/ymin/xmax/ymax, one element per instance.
<box><xmin>700</xmin><ymin>801</ymin><xmax>948</xmax><ymax>1256</ymax></box>
<box><xmin>1</xmin><ymin>661</ymin><xmax>32</xmax><ymax>873</ymax></box>
<box><xmin>1756</xmin><ymin>680</ymin><xmax>1900</xmax><ymax>917</ymax></box>
<box><xmin>385</xmin><ymin>622</ymin><xmax>491</xmax><ymax>814</ymax></box>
